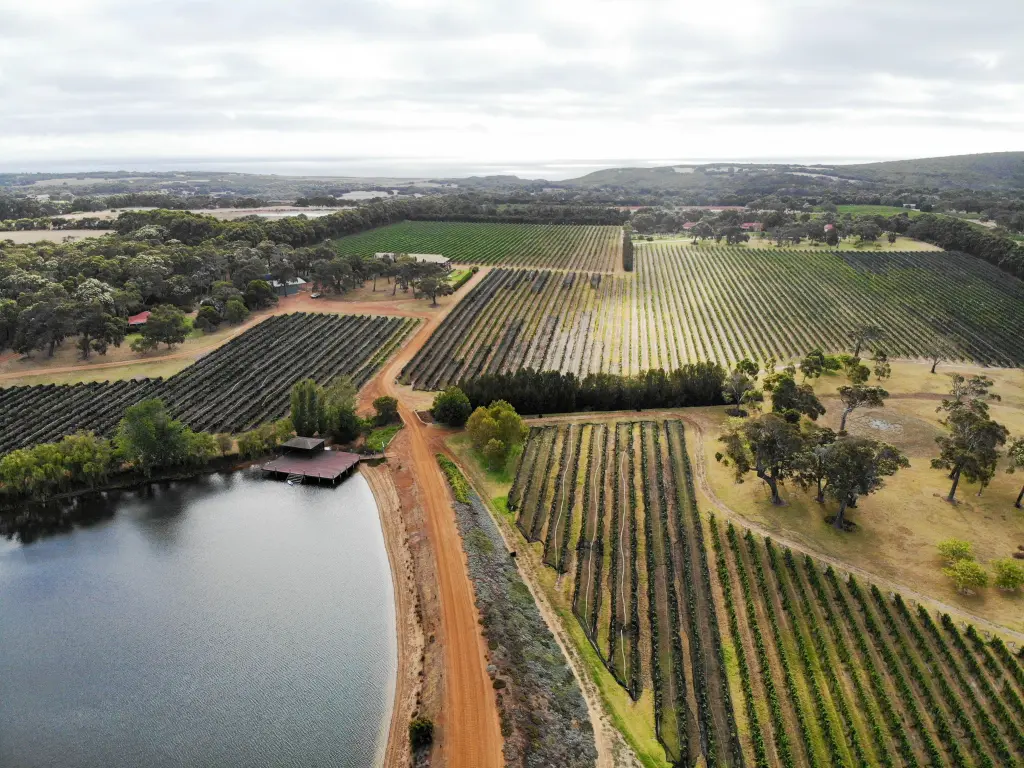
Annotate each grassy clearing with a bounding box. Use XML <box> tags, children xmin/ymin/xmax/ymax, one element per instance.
<box><xmin>835</xmin><ymin>204</ymin><xmax>925</xmax><ymax>217</ymax></box>
<box><xmin>366</xmin><ymin>424</ymin><xmax>402</xmax><ymax>452</ymax></box>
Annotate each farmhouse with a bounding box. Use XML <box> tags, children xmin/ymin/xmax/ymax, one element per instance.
<box><xmin>740</xmin><ymin>222</ymin><xmax>763</xmax><ymax>231</ymax></box>
<box><xmin>127</xmin><ymin>310</ymin><xmax>150</xmax><ymax>328</ymax></box>
<box><xmin>375</xmin><ymin>252</ymin><xmax>452</xmax><ymax>272</ymax></box>
<box><xmin>261</xmin><ymin>437</ymin><xmax>361</xmax><ymax>485</ymax></box>
<box><xmin>269</xmin><ymin>277</ymin><xmax>308</xmax><ymax>297</ymax></box>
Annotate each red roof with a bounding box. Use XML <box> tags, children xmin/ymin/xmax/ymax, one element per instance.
<box><xmin>740</xmin><ymin>222</ymin><xmax>763</xmax><ymax>230</ymax></box>
<box><xmin>824</xmin><ymin>223</ymin><xmax>836</xmax><ymax>231</ymax></box>
<box><xmin>127</xmin><ymin>311</ymin><xmax>151</xmax><ymax>325</ymax></box>
<box><xmin>682</xmin><ymin>222</ymin><xmax>697</xmax><ymax>230</ymax></box>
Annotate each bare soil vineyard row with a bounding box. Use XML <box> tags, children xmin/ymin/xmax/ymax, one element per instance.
<box><xmin>404</xmin><ymin>248</ymin><xmax>1024</xmax><ymax>389</ymax></box>
<box><xmin>0</xmin><ymin>312</ymin><xmax>416</xmax><ymax>452</ymax></box>
<box><xmin>509</xmin><ymin>418</ymin><xmax>1024</xmax><ymax>767</ymax></box>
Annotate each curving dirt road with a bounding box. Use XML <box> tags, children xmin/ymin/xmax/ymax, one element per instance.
<box><xmin>362</xmin><ymin>279</ymin><xmax>504</xmax><ymax>768</ymax></box>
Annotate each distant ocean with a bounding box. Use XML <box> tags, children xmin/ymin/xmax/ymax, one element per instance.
<box><xmin>1</xmin><ymin>156</ymin><xmax>893</xmax><ymax>182</ymax></box>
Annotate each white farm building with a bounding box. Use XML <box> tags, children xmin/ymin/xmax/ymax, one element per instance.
<box><xmin>374</xmin><ymin>252</ymin><xmax>451</xmax><ymax>271</ymax></box>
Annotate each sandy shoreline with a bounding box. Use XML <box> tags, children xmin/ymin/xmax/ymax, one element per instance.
<box><xmin>361</xmin><ymin>463</ymin><xmax>425</xmax><ymax>768</ymax></box>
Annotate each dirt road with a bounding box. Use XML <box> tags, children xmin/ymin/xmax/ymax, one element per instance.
<box><xmin>362</xmin><ymin>272</ymin><xmax>504</xmax><ymax>768</ymax></box>
<box><xmin>368</xmin><ymin>333</ymin><xmax>504</xmax><ymax>767</ymax></box>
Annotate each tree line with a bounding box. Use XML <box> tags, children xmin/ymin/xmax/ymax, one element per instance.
<box><xmin>456</xmin><ymin>364</ymin><xmax>726</xmax><ymax>416</ymax></box>
<box><xmin>0</xmin><ymin>216</ymin><xmax>452</xmax><ymax>358</ymax></box>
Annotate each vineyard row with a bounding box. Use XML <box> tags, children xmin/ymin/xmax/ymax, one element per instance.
<box><xmin>0</xmin><ymin>312</ymin><xmax>416</xmax><ymax>453</ymax></box>
<box><xmin>508</xmin><ymin>418</ymin><xmax>1024</xmax><ymax>767</ymax></box>
<box><xmin>403</xmin><ymin>247</ymin><xmax>1024</xmax><ymax>389</ymax></box>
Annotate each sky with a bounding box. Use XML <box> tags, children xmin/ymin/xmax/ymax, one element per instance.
<box><xmin>1</xmin><ymin>0</ymin><xmax>1022</xmax><ymax>179</ymax></box>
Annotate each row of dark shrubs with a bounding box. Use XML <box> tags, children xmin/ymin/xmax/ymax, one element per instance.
<box><xmin>457</xmin><ymin>364</ymin><xmax>726</xmax><ymax>415</ymax></box>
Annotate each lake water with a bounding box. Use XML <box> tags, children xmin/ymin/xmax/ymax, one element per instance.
<box><xmin>0</xmin><ymin>471</ymin><xmax>396</xmax><ymax>768</ymax></box>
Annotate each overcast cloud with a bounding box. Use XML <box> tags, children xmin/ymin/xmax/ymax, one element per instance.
<box><xmin>1</xmin><ymin>0</ymin><xmax>1022</xmax><ymax>177</ymax></box>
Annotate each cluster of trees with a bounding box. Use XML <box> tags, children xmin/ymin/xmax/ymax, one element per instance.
<box><xmin>465</xmin><ymin>400</ymin><xmax>529</xmax><ymax>470</ymax></box>
<box><xmin>720</xmin><ymin>360</ymin><xmax>1024</xmax><ymax>532</ymax></box>
<box><xmin>937</xmin><ymin>539</ymin><xmax>1024</xmax><ymax>594</ymax></box>
<box><xmin>0</xmin><ymin>399</ymin><xmax>220</xmax><ymax>501</ymax></box>
<box><xmin>1</xmin><ymin>221</ymin><xmax>443</xmax><ymax>359</ymax></box>
<box><xmin>431</xmin><ymin>386</ymin><xmax>473</xmax><ymax>427</ymax></box>
<box><xmin>287</xmin><ymin>377</ymin><xmax>399</xmax><ymax>444</ymax></box>
<box><xmin>288</xmin><ymin>377</ymin><xmax>363</xmax><ymax>443</ymax></box>
<box><xmin>457</xmin><ymin>364</ymin><xmax>727</xmax><ymax>415</ymax></box>
<box><xmin>107</xmin><ymin>196</ymin><xmax>628</xmax><ymax>250</ymax></box>
<box><xmin>905</xmin><ymin>214</ymin><xmax>1024</xmax><ymax>279</ymax></box>
<box><xmin>310</xmin><ymin>251</ymin><xmax>452</xmax><ymax>305</ymax></box>
<box><xmin>719</xmin><ymin>346</ymin><xmax>904</xmax><ymax>530</ymax></box>
<box><xmin>720</xmin><ymin>414</ymin><xmax>908</xmax><ymax>531</ymax></box>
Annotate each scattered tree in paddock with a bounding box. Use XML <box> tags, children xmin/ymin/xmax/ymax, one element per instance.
<box><xmin>849</xmin><ymin>324</ymin><xmax>883</xmax><ymax>357</ymax></box>
<box><xmin>719</xmin><ymin>413</ymin><xmax>805</xmax><ymax>505</ymax></box>
<box><xmin>722</xmin><ymin>365</ymin><xmax>761</xmax><ymax>416</ymax></box>
<box><xmin>416</xmin><ymin>275</ymin><xmax>453</xmax><ymax>306</ymax></box>
<box><xmin>837</xmin><ymin>384</ymin><xmax>889</xmax><ymax>432</ymax></box>
<box><xmin>932</xmin><ymin>378</ymin><xmax>1009</xmax><ymax>502</ymax></box>
<box><xmin>937</xmin><ymin>538</ymin><xmax>974</xmax><ymax>565</ymax></box>
<box><xmin>992</xmin><ymin>559</ymin><xmax>1024</xmax><ymax>591</ymax></box>
<box><xmin>764</xmin><ymin>370</ymin><xmax>825</xmax><ymax>422</ymax></box>
<box><xmin>795</xmin><ymin>423</ymin><xmax>838</xmax><ymax>502</ymax></box>
<box><xmin>820</xmin><ymin>437</ymin><xmax>908</xmax><ymax>530</ymax></box>
<box><xmin>871</xmin><ymin>349</ymin><xmax>891</xmax><ymax>381</ymax></box>
<box><xmin>944</xmin><ymin>558</ymin><xmax>989</xmax><ymax>594</ymax></box>
<box><xmin>1006</xmin><ymin>437</ymin><xmax>1024</xmax><ymax>508</ymax></box>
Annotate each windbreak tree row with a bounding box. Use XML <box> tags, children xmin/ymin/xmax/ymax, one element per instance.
<box><xmin>0</xmin><ymin>312</ymin><xmax>416</xmax><ymax>452</ymax></box>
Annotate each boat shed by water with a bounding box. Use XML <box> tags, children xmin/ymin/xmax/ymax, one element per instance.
<box><xmin>262</xmin><ymin>437</ymin><xmax>361</xmax><ymax>485</ymax></box>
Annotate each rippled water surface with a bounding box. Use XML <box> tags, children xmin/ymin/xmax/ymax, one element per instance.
<box><xmin>0</xmin><ymin>471</ymin><xmax>396</xmax><ymax>768</ymax></box>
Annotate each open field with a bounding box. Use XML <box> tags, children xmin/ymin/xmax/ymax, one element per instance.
<box><xmin>0</xmin><ymin>229</ymin><xmax>114</xmax><ymax>243</ymax></box>
<box><xmin>333</xmin><ymin>221</ymin><xmax>622</xmax><ymax>271</ymax></box>
<box><xmin>0</xmin><ymin>312</ymin><xmax>416</xmax><ymax>452</ymax></box>
<box><xmin>835</xmin><ymin>204</ymin><xmax>925</xmax><ymax>217</ymax></box>
<box><xmin>402</xmin><ymin>247</ymin><xmax>1024</xmax><ymax>389</ymax></box>
<box><xmin>456</xmin><ymin>410</ymin><xmax>1024</xmax><ymax>768</ymax></box>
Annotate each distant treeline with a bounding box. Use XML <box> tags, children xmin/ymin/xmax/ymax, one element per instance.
<box><xmin>72</xmin><ymin>192</ymin><xmax>269</xmax><ymax>212</ymax></box>
<box><xmin>903</xmin><ymin>214</ymin><xmax>1024</xmax><ymax>279</ymax></box>
<box><xmin>407</xmin><ymin>209</ymin><xmax>628</xmax><ymax>226</ymax></box>
<box><xmin>457</xmin><ymin>365</ymin><xmax>726</xmax><ymax>415</ymax></box>
<box><xmin>111</xmin><ymin>198</ymin><xmax>629</xmax><ymax>248</ymax></box>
